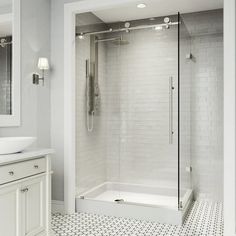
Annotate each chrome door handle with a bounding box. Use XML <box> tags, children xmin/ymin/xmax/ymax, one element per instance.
<box><xmin>169</xmin><ymin>76</ymin><xmax>174</xmax><ymax>144</ymax></box>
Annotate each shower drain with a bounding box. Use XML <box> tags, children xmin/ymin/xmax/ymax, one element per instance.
<box><xmin>114</xmin><ymin>199</ymin><xmax>124</xmax><ymax>203</ymax></box>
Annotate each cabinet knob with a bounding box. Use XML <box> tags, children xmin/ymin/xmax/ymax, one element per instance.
<box><xmin>21</xmin><ymin>188</ymin><xmax>29</xmax><ymax>193</ymax></box>
<box><xmin>34</xmin><ymin>165</ymin><xmax>39</xmax><ymax>169</ymax></box>
<box><xmin>9</xmin><ymin>171</ymin><xmax>14</xmax><ymax>176</ymax></box>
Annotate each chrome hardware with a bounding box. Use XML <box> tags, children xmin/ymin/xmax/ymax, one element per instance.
<box><xmin>8</xmin><ymin>171</ymin><xmax>14</xmax><ymax>176</ymax></box>
<box><xmin>186</xmin><ymin>53</ymin><xmax>193</xmax><ymax>60</ymax></box>
<box><xmin>21</xmin><ymin>188</ymin><xmax>29</xmax><ymax>193</ymax></box>
<box><xmin>186</xmin><ymin>166</ymin><xmax>193</xmax><ymax>173</ymax></box>
<box><xmin>169</xmin><ymin>76</ymin><xmax>174</xmax><ymax>144</ymax></box>
<box><xmin>164</xmin><ymin>17</ymin><xmax>170</xmax><ymax>24</ymax></box>
<box><xmin>34</xmin><ymin>165</ymin><xmax>39</xmax><ymax>169</ymax></box>
<box><xmin>114</xmin><ymin>199</ymin><xmax>124</xmax><ymax>203</ymax></box>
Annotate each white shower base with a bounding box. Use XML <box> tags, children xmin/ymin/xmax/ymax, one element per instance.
<box><xmin>76</xmin><ymin>182</ymin><xmax>193</xmax><ymax>225</ymax></box>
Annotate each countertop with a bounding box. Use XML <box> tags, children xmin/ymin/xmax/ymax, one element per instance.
<box><xmin>0</xmin><ymin>148</ymin><xmax>54</xmax><ymax>165</ymax></box>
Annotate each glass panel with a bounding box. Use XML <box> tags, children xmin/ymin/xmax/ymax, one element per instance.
<box><xmin>75</xmin><ymin>13</ymin><xmax>108</xmax><ymax>197</ymax></box>
<box><xmin>116</xmin><ymin>19</ymin><xmax>179</xmax><ymax>209</ymax></box>
<box><xmin>75</xmin><ymin>13</ymin><xmax>123</xmax><ymax>203</ymax></box>
<box><xmin>178</xmin><ymin>13</ymin><xmax>192</xmax><ymax>209</ymax></box>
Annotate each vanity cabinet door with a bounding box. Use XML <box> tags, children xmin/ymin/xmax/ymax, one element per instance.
<box><xmin>0</xmin><ymin>183</ymin><xmax>22</xmax><ymax>236</ymax></box>
<box><xmin>21</xmin><ymin>176</ymin><xmax>46</xmax><ymax>236</ymax></box>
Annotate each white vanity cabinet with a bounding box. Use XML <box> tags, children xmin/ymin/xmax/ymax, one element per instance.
<box><xmin>0</xmin><ymin>149</ymin><xmax>53</xmax><ymax>236</ymax></box>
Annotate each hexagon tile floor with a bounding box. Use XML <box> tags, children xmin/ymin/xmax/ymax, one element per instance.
<box><xmin>52</xmin><ymin>201</ymin><xmax>223</xmax><ymax>236</ymax></box>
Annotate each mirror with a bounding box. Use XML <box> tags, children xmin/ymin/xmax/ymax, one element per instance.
<box><xmin>0</xmin><ymin>15</ymin><xmax>12</xmax><ymax>115</ymax></box>
<box><xmin>0</xmin><ymin>0</ymin><xmax>20</xmax><ymax>127</ymax></box>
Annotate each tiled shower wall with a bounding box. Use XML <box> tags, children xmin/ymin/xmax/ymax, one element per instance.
<box><xmin>184</xmin><ymin>10</ymin><xmax>223</xmax><ymax>201</ymax></box>
<box><xmin>76</xmin><ymin>37</ymin><xmax>107</xmax><ymax>195</ymax></box>
<box><xmin>105</xmin><ymin>28</ymin><xmax>179</xmax><ymax>189</ymax></box>
<box><xmin>76</xmin><ymin>26</ymin><xmax>180</xmax><ymax>195</ymax></box>
<box><xmin>190</xmin><ymin>33</ymin><xmax>223</xmax><ymax>201</ymax></box>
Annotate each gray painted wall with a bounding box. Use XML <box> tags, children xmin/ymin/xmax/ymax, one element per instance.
<box><xmin>0</xmin><ymin>0</ymin><xmax>51</xmax><ymax>155</ymax></box>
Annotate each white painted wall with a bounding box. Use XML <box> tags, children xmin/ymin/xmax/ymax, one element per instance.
<box><xmin>0</xmin><ymin>0</ymin><xmax>51</xmax><ymax>156</ymax></box>
<box><xmin>51</xmin><ymin>0</ymin><xmax>79</xmax><ymax>201</ymax></box>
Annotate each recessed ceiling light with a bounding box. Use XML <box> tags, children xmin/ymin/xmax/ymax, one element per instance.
<box><xmin>137</xmin><ymin>3</ymin><xmax>146</xmax><ymax>9</ymax></box>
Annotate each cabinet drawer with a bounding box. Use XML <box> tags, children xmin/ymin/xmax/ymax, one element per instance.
<box><xmin>0</xmin><ymin>158</ymin><xmax>46</xmax><ymax>185</ymax></box>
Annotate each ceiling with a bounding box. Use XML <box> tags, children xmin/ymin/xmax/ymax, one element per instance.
<box><xmin>93</xmin><ymin>0</ymin><xmax>223</xmax><ymax>23</ymax></box>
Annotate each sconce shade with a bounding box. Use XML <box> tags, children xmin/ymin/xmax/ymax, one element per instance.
<box><xmin>38</xmin><ymin>57</ymin><xmax>49</xmax><ymax>70</ymax></box>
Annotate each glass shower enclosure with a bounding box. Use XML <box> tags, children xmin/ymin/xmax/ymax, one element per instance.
<box><xmin>75</xmin><ymin>11</ymin><xmax>193</xmax><ymax>224</ymax></box>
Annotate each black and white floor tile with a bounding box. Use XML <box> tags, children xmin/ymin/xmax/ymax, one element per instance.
<box><xmin>52</xmin><ymin>201</ymin><xmax>223</xmax><ymax>236</ymax></box>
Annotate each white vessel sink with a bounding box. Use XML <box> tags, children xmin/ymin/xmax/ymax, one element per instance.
<box><xmin>0</xmin><ymin>137</ymin><xmax>37</xmax><ymax>155</ymax></box>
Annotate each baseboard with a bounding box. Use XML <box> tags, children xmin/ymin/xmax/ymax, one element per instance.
<box><xmin>52</xmin><ymin>200</ymin><xmax>65</xmax><ymax>214</ymax></box>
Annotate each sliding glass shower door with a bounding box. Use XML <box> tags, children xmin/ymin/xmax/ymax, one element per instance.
<box><xmin>116</xmin><ymin>19</ymin><xmax>179</xmax><ymax>209</ymax></box>
<box><xmin>75</xmin><ymin>11</ymin><xmax>192</xmax><ymax>212</ymax></box>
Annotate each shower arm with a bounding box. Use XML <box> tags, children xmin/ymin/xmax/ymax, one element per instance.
<box><xmin>76</xmin><ymin>21</ymin><xmax>179</xmax><ymax>38</ymax></box>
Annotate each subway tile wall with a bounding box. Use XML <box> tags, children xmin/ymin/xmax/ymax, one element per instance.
<box><xmin>76</xmin><ymin>37</ymin><xmax>107</xmax><ymax>195</ymax></box>
<box><xmin>183</xmin><ymin>9</ymin><xmax>223</xmax><ymax>201</ymax></box>
<box><xmin>179</xmin><ymin>20</ymin><xmax>192</xmax><ymax>198</ymax></box>
<box><xmin>190</xmin><ymin>33</ymin><xmax>223</xmax><ymax>201</ymax></box>
<box><xmin>104</xmin><ymin>28</ymin><xmax>179</xmax><ymax>190</ymax></box>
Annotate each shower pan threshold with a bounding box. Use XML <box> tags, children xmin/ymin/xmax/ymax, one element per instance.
<box><xmin>76</xmin><ymin>182</ymin><xmax>193</xmax><ymax>225</ymax></box>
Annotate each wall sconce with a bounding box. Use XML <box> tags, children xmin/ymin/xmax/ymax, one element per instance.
<box><xmin>32</xmin><ymin>57</ymin><xmax>50</xmax><ymax>85</ymax></box>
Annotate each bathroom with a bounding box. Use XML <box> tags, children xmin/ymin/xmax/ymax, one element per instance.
<box><xmin>0</xmin><ymin>0</ymin><xmax>234</xmax><ymax>235</ymax></box>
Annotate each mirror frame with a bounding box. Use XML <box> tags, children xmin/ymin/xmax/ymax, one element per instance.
<box><xmin>0</xmin><ymin>0</ymin><xmax>20</xmax><ymax>127</ymax></box>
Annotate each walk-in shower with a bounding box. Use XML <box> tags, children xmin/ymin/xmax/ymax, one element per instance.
<box><xmin>75</xmin><ymin>8</ymin><xmax>223</xmax><ymax>225</ymax></box>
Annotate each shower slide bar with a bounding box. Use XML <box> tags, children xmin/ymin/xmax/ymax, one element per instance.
<box><xmin>76</xmin><ymin>21</ymin><xmax>179</xmax><ymax>38</ymax></box>
<box><xmin>169</xmin><ymin>76</ymin><xmax>174</xmax><ymax>144</ymax></box>
<box><xmin>86</xmin><ymin>59</ymin><xmax>95</xmax><ymax>132</ymax></box>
